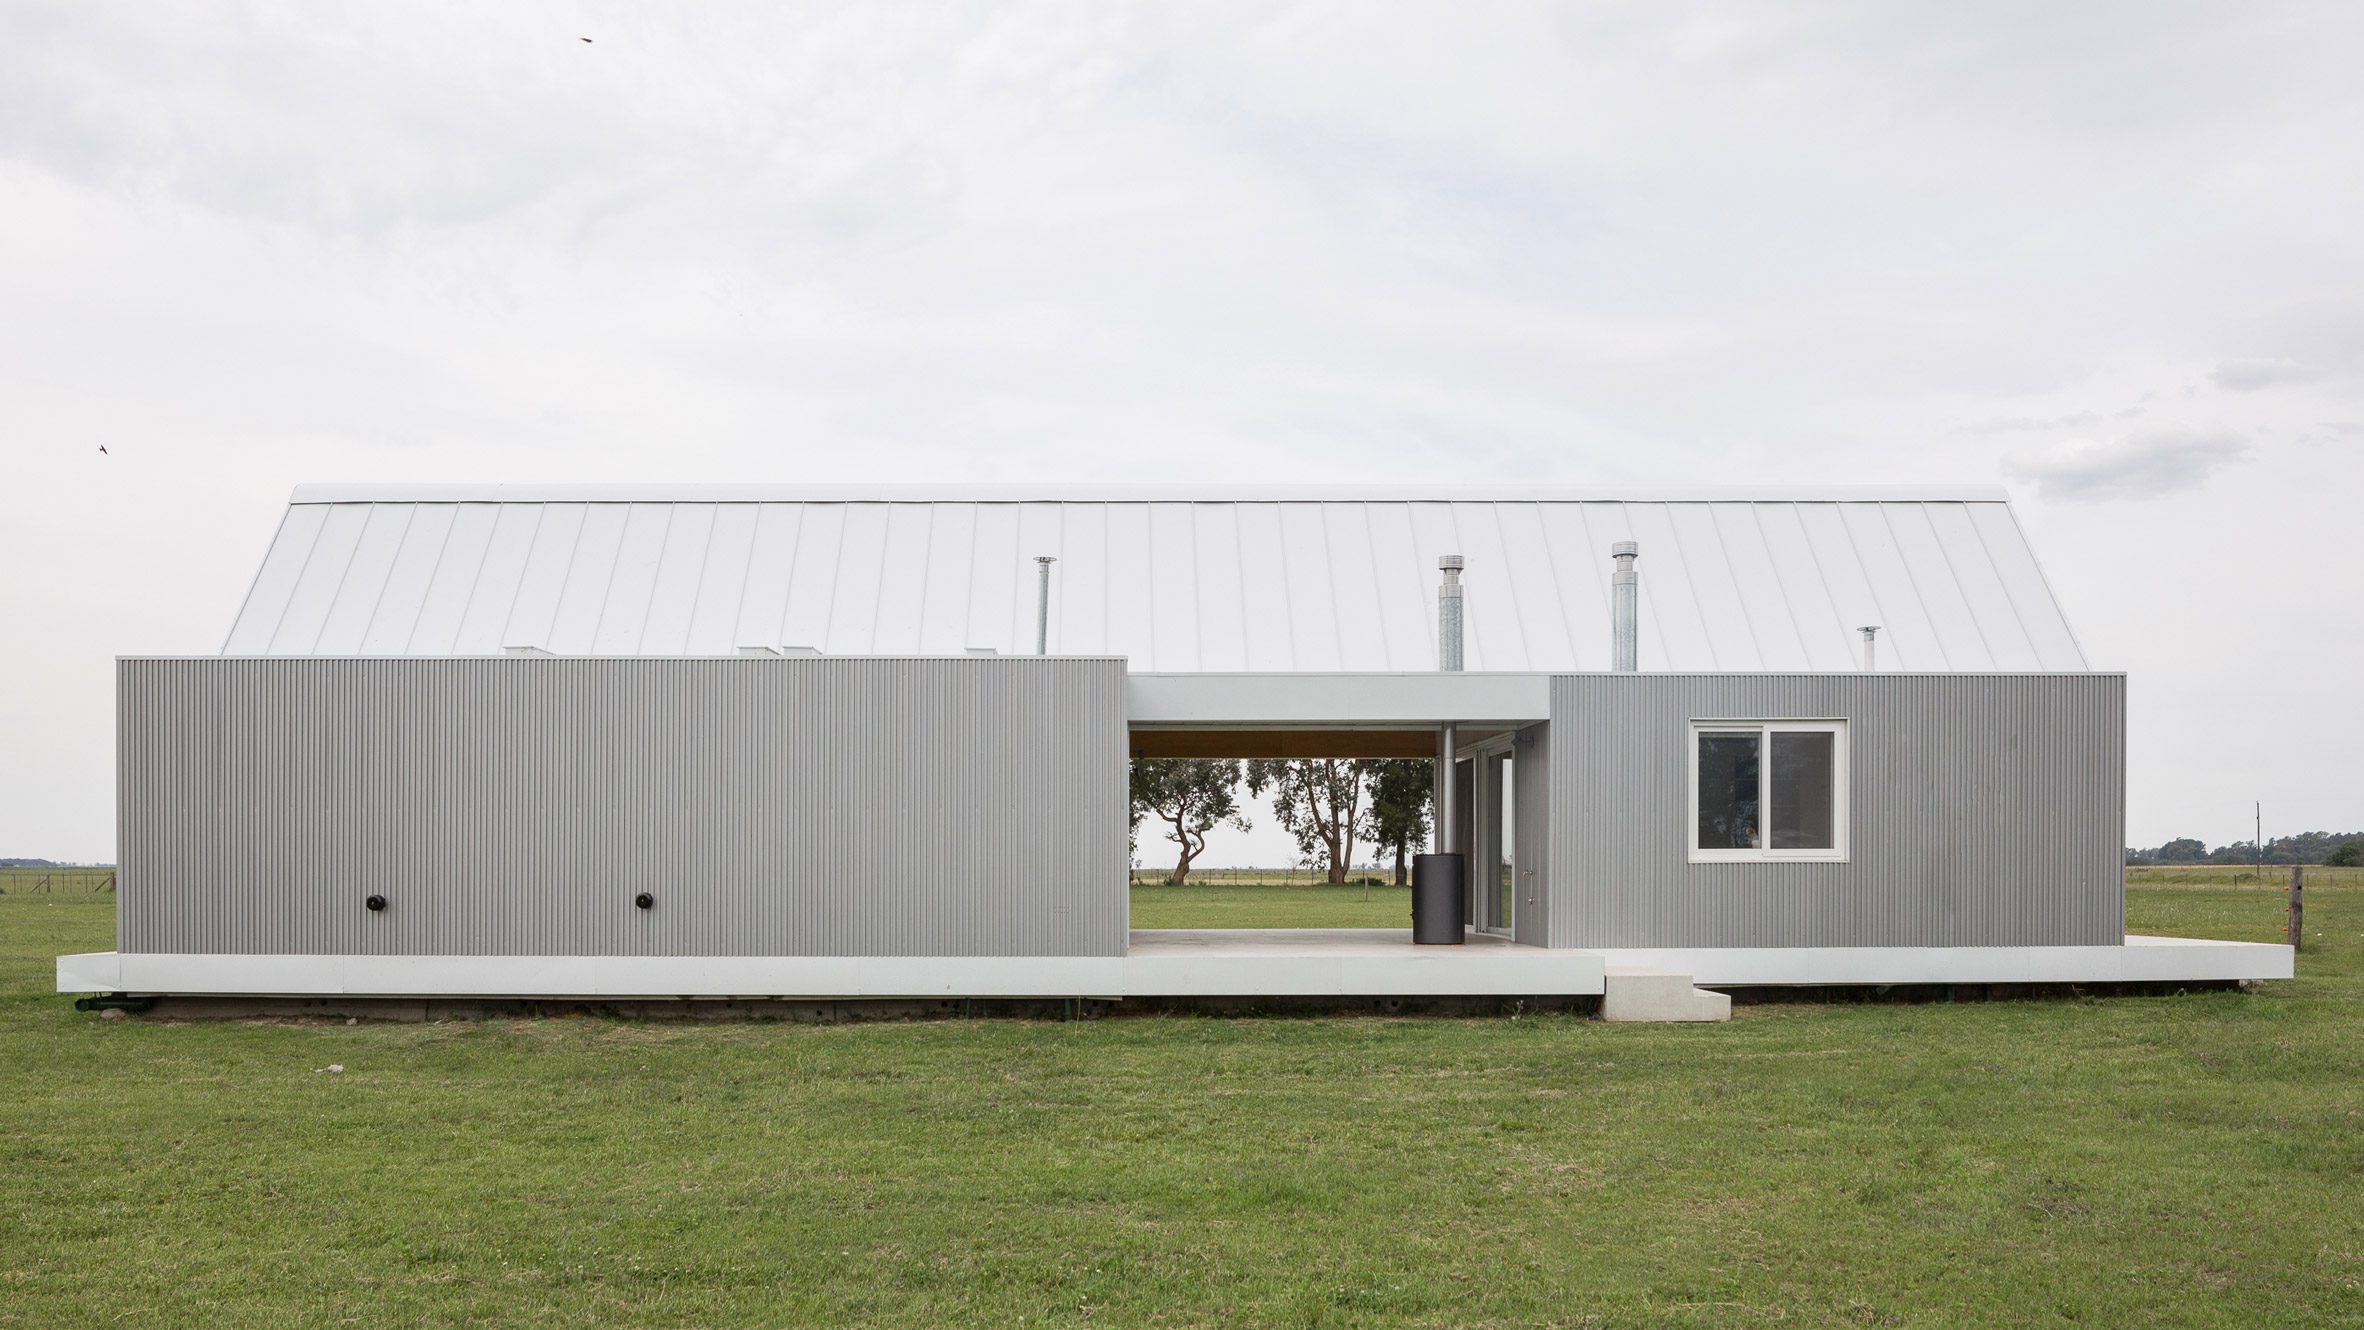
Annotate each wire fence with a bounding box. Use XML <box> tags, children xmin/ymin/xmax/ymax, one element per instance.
<box><xmin>1128</xmin><ymin>867</ymin><xmax>1403</xmax><ymax>887</ymax></box>
<box><xmin>2124</xmin><ymin>864</ymin><xmax>2362</xmax><ymax>891</ymax></box>
<box><xmin>0</xmin><ymin>868</ymin><xmax>116</xmax><ymax>896</ymax></box>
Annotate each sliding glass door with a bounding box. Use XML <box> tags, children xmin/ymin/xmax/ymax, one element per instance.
<box><xmin>1495</xmin><ymin>753</ymin><xmax>1514</xmax><ymax>933</ymax></box>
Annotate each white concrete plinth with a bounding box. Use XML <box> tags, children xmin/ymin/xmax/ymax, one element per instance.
<box><xmin>1590</xmin><ymin>934</ymin><xmax>2293</xmax><ymax>988</ymax></box>
<box><xmin>56</xmin><ymin>932</ymin><xmax>2293</xmax><ymax>1001</ymax></box>
<box><xmin>1600</xmin><ymin>967</ymin><xmax>1731</xmax><ymax>1022</ymax></box>
<box><xmin>55</xmin><ymin>929</ymin><xmax>1607</xmax><ymax>1000</ymax></box>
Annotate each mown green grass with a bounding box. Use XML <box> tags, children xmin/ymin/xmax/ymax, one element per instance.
<box><xmin>1131</xmin><ymin>880</ymin><xmax>1414</xmax><ymax>929</ymax></box>
<box><xmin>4</xmin><ymin>888</ymin><xmax>2359</xmax><ymax>1329</ymax></box>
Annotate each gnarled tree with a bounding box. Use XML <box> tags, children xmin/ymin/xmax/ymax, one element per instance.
<box><xmin>1129</xmin><ymin>758</ymin><xmax>1249</xmax><ymax>885</ymax></box>
<box><xmin>1245</xmin><ymin>758</ymin><xmax>1371</xmax><ymax>886</ymax></box>
<box><xmin>1359</xmin><ymin>758</ymin><xmax>1434</xmax><ymax>888</ymax></box>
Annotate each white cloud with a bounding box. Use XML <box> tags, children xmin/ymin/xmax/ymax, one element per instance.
<box><xmin>1966</xmin><ymin>410</ymin><xmax>2106</xmax><ymax>435</ymax></box>
<box><xmin>2004</xmin><ymin>430</ymin><xmax>2250</xmax><ymax>500</ymax></box>
<box><xmin>2211</xmin><ymin>359</ymin><xmax>2322</xmax><ymax>391</ymax></box>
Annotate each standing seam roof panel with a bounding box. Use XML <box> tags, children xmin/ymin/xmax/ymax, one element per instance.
<box><xmin>266</xmin><ymin>503</ymin><xmax>368</xmax><ymax>654</ymax></box>
<box><xmin>356</xmin><ymin>504</ymin><xmax>450</xmax><ymax>654</ymax></box>
<box><xmin>636</xmin><ymin>503</ymin><xmax>711</xmax><ymax>653</ymax></box>
<box><xmin>405</xmin><ymin>504</ymin><xmax>498</xmax><ymax>653</ymax></box>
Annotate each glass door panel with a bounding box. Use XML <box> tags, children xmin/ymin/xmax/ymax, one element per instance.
<box><xmin>1494</xmin><ymin>753</ymin><xmax>1514</xmax><ymax>932</ymax></box>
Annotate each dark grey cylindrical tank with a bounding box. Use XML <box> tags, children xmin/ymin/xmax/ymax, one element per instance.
<box><xmin>1410</xmin><ymin>853</ymin><xmax>1466</xmax><ymax>945</ymax></box>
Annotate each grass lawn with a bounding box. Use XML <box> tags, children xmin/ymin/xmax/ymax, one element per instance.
<box><xmin>1131</xmin><ymin>880</ymin><xmax>1414</xmax><ymax>929</ymax></box>
<box><xmin>2</xmin><ymin>887</ymin><xmax>2358</xmax><ymax>1328</ymax></box>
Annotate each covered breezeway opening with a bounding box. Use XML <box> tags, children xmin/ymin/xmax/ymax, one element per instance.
<box><xmin>1125</xmin><ymin>723</ymin><xmax>1534</xmax><ymax>945</ymax></box>
<box><xmin>1122</xmin><ymin>671</ymin><xmax>1556</xmax><ymax>953</ymax></box>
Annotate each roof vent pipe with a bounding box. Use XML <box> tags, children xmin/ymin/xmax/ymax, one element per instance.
<box><xmin>1437</xmin><ymin>555</ymin><xmax>1465</xmax><ymax>671</ymax></box>
<box><xmin>1859</xmin><ymin>625</ymin><xmax>1880</xmax><ymax>672</ymax></box>
<box><xmin>1034</xmin><ymin>556</ymin><xmax>1056</xmax><ymax>655</ymax></box>
<box><xmin>1611</xmin><ymin>542</ymin><xmax>1639</xmax><ymax>672</ymax></box>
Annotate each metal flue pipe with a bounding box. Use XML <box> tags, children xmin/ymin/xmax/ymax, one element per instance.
<box><xmin>1859</xmin><ymin>625</ymin><xmax>1880</xmax><ymax>671</ymax></box>
<box><xmin>1034</xmin><ymin>556</ymin><xmax>1056</xmax><ymax>655</ymax></box>
<box><xmin>1438</xmin><ymin>555</ymin><xmax>1465</xmax><ymax>672</ymax></box>
<box><xmin>1611</xmin><ymin>541</ymin><xmax>1639</xmax><ymax>671</ymax></box>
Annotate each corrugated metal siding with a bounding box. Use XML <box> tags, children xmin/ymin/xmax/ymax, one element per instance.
<box><xmin>222</xmin><ymin>496</ymin><xmax>2090</xmax><ymax>673</ymax></box>
<box><xmin>1545</xmin><ymin>673</ymin><xmax>2124</xmax><ymax>948</ymax></box>
<box><xmin>118</xmin><ymin>657</ymin><xmax>1130</xmax><ymax>957</ymax></box>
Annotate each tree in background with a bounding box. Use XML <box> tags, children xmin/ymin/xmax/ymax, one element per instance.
<box><xmin>1360</xmin><ymin>759</ymin><xmax>1434</xmax><ymax>889</ymax></box>
<box><xmin>1245</xmin><ymin>758</ymin><xmax>1371</xmax><ymax>886</ymax></box>
<box><xmin>2329</xmin><ymin>839</ymin><xmax>2363</xmax><ymax>868</ymax></box>
<box><xmin>2127</xmin><ymin>836</ymin><xmax>2211</xmax><ymax>866</ymax></box>
<box><xmin>1129</xmin><ymin>759</ymin><xmax>1249</xmax><ymax>885</ymax></box>
<box><xmin>2124</xmin><ymin>831</ymin><xmax>2363</xmax><ymax>867</ymax></box>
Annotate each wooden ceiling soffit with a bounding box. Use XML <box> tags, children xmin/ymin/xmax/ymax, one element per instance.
<box><xmin>1128</xmin><ymin>729</ymin><xmax>1439</xmax><ymax>759</ymax></box>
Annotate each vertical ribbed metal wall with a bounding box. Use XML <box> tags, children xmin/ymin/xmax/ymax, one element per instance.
<box><xmin>118</xmin><ymin>657</ymin><xmax>1130</xmax><ymax>957</ymax></box>
<box><xmin>1545</xmin><ymin>673</ymin><xmax>2125</xmax><ymax>948</ymax></box>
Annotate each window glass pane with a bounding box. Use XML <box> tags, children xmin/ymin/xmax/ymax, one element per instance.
<box><xmin>1696</xmin><ymin>733</ymin><xmax>1761</xmax><ymax>849</ymax></box>
<box><xmin>1770</xmin><ymin>730</ymin><xmax>1836</xmax><ymax>849</ymax></box>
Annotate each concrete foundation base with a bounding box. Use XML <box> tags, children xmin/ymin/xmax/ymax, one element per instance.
<box><xmin>1600</xmin><ymin>967</ymin><xmax>1732</xmax><ymax>1023</ymax></box>
<box><xmin>56</xmin><ymin>933</ymin><xmax>2290</xmax><ymax>1004</ymax></box>
<box><xmin>123</xmin><ymin>992</ymin><xmax>1605</xmax><ymax>1023</ymax></box>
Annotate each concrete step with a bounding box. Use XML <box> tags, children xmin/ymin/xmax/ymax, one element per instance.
<box><xmin>1600</xmin><ymin>966</ymin><xmax>1731</xmax><ymax>1023</ymax></box>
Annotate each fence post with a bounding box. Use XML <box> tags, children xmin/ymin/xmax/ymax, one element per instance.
<box><xmin>2287</xmin><ymin>865</ymin><xmax>2304</xmax><ymax>952</ymax></box>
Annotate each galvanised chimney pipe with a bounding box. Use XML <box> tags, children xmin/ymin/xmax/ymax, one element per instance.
<box><xmin>1438</xmin><ymin>555</ymin><xmax>1465</xmax><ymax>672</ymax></box>
<box><xmin>1611</xmin><ymin>541</ymin><xmax>1639</xmax><ymax>672</ymax></box>
<box><xmin>1034</xmin><ymin>556</ymin><xmax>1056</xmax><ymax>655</ymax></box>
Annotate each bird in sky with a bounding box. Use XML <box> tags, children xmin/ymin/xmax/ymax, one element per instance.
<box><xmin>580</xmin><ymin>37</ymin><xmax>592</xmax><ymax>43</ymax></box>
<box><xmin>97</xmin><ymin>445</ymin><xmax>108</xmax><ymax>456</ymax></box>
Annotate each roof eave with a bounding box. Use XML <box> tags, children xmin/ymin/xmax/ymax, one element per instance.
<box><xmin>287</xmin><ymin>483</ymin><xmax>2016</xmax><ymax>504</ymax></box>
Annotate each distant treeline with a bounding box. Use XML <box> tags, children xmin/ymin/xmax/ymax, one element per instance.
<box><xmin>2127</xmin><ymin>831</ymin><xmax>2363</xmax><ymax>866</ymax></box>
<box><xmin>0</xmin><ymin>858</ymin><xmax>62</xmax><ymax>868</ymax></box>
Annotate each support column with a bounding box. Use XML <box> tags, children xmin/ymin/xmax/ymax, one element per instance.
<box><xmin>1413</xmin><ymin>721</ymin><xmax>1465</xmax><ymax>944</ymax></box>
<box><xmin>1435</xmin><ymin>721</ymin><xmax>1457</xmax><ymax>852</ymax></box>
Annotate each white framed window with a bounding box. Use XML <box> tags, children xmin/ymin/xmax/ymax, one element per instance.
<box><xmin>1688</xmin><ymin>720</ymin><xmax>1849</xmax><ymax>863</ymax></box>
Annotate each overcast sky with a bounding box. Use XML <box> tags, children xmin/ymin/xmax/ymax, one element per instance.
<box><xmin>4</xmin><ymin>1</ymin><xmax>2360</xmax><ymax>866</ymax></box>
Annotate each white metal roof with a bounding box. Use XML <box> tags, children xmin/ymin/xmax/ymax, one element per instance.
<box><xmin>222</xmin><ymin>489</ymin><xmax>2090</xmax><ymax>671</ymax></box>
